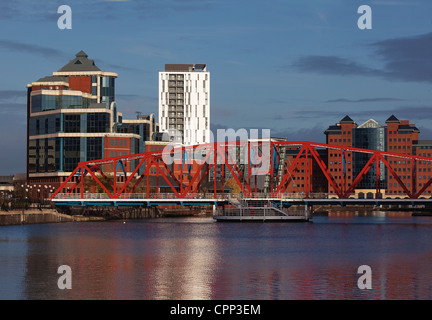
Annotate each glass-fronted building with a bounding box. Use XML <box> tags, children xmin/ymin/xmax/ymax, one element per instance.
<box><xmin>26</xmin><ymin>51</ymin><xmax>158</xmax><ymax>190</ymax></box>
<box><xmin>352</xmin><ymin>119</ymin><xmax>387</xmax><ymax>189</ymax></box>
<box><xmin>325</xmin><ymin>115</ymin><xmax>420</xmax><ymax>198</ymax></box>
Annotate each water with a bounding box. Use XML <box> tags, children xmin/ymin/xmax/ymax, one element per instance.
<box><xmin>1</xmin><ymin>210</ymin><xmax>432</xmax><ymax>300</ymax></box>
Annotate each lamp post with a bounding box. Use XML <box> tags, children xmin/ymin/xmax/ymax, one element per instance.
<box><xmin>37</xmin><ymin>189</ymin><xmax>41</xmax><ymax>210</ymax></box>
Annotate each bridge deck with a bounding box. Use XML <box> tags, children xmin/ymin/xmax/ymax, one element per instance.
<box><xmin>51</xmin><ymin>194</ymin><xmax>432</xmax><ymax>207</ymax></box>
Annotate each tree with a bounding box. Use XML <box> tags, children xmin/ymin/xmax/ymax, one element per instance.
<box><xmin>225</xmin><ymin>178</ymin><xmax>242</xmax><ymax>194</ymax></box>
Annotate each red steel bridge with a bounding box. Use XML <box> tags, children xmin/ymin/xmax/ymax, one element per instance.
<box><xmin>51</xmin><ymin>141</ymin><xmax>432</xmax><ymax>207</ymax></box>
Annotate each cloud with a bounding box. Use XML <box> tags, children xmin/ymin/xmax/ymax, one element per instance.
<box><xmin>325</xmin><ymin>97</ymin><xmax>406</xmax><ymax>103</ymax></box>
<box><xmin>416</xmin><ymin>126</ymin><xmax>432</xmax><ymax>139</ymax></box>
<box><xmin>0</xmin><ymin>39</ymin><xmax>142</xmax><ymax>73</ymax></box>
<box><xmin>0</xmin><ymin>90</ymin><xmax>26</xmax><ymax>101</ymax></box>
<box><xmin>352</xmin><ymin>106</ymin><xmax>432</xmax><ymax>120</ymax></box>
<box><xmin>0</xmin><ymin>39</ymin><xmax>67</xmax><ymax>59</ymax></box>
<box><xmin>291</xmin><ymin>55</ymin><xmax>382</xmax><ymax>77</ymax></box>
<box><xmin>290</xmin><ymin>32</ymin><xmax>432</xmax><ymax>83</ymax></box>
<box><xmin>373</xmin><ymin>1</ymin><xmax>419</xmax><ymax>5</ymax></box>
<box><xmin>272</xmin><ymin>125</ymin><xmax>326</xmax><ymax>143</ymax></box>
<box><xmin>370</xmin><ymin>32</ymin><xmax>432</xmax><ymax>82</ymax></box>
<box><xmin>0</xmin><ymin>105</ymin><xmax>27</xmax><ymax>175</ymax></box>
<box><xmin>0</xmin><ymin>103</ymin><xmax>26</xmax><ymax>115</ymax></box>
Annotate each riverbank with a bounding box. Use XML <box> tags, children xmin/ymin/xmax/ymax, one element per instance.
<box><xmin>0</xmin><ymin>205</ymin><xmax>197</xmax><ymax>226</ymax></box>
<box><xmin>0</xmin><ymin>209</ymin><xmax>106</xmax><ymax>226</ymax></box>
<box><xmin>312</xmin><ymin>204</ymin><xmax>432</xmax><ymax>212</ymax></box>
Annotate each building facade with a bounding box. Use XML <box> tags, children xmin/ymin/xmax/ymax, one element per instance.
<box><xmin>158</xmin><ymin>64</ymin><xmax>210</xmax><ymax>146</ymax></box>
<box><xmin>413</xmin><ymin>140</ymin><xmax>432</xmax><ymax>196</ymax></box>
<box><xmin>324</xmin><ymin>115</ymin><xmax>422</xmax><ymax>198</ymax></box>
<box><xmin>26</xmin><ymin>51</ymin><xmax>157</xmax><ymax>193</ymax></box>
<box><xmin>352</xmin><ymin>119</ymin><xmax>386</xmax><ymax>190</ymax></box>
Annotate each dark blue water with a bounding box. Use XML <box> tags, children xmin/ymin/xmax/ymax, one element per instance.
<box><xmin>1</xmin><ymin>211</ymin><xmax>432</xmax><ymax>300</ymax></box>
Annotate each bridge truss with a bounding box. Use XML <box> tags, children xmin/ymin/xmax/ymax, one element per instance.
<box><xmin>51</xmin><ymin>141</ymin><xmax>432</xmax><ymax>201</ymax></box>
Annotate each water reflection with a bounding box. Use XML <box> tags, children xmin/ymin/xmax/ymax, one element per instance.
<box><xmin>1</xmin><ymin>211</ymin><xmax>432</xmax><ymax>299</ymax></box>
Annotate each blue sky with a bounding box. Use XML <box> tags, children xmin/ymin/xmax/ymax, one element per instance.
<box><xmin>1</xmin><ymin>0</ymin><xmax>432</xmax><ymax>175</ymax></box>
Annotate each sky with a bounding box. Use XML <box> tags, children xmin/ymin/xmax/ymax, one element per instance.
<box><xmin>1</xmin><ymin>0</ymin><xmax>432</xmax><ymax>175</ymax></box>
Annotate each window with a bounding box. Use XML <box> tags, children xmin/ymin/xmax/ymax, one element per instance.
<box><xmin>87</xmin><ymin>113</ymin><xmax>109</xmax><ymax>133</ymax></box>
<box><xmin>87</xmin><ymin>137</ymin><xmax>102</xmax><ymax>161</ymax></box>
<box><xmin>64</xmin><ymin>114</ymin><xmax>81</xmax><ymax>133</ymax></box>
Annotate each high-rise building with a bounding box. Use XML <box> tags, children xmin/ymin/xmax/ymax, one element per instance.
<box><xmin>26</xmin><ymin>51</ymin><xmax>158</xmax><ymax>192</ymax></box>
<box><xmin>158</xmin><ymin>64</ymin><xmax>210</xmax><ymax>146</ymax></box>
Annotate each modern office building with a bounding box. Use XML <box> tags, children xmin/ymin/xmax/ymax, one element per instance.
<box><xmin>352</xmin><ymin>119</ymin><xmax>386</xmax><ymax>190</ymax></box>
<box><xmin>26</xmin><ymin>51</ymin><xmax>158</xmax><ymax>192</ymax></box>
<box><xmin>158</xmin><ymin>64</ymin><xmax>210</xmax><ymax>146</ymax></box>
<box><xmin>324</xmin><ymin>115</ymin><xmax>421</xmax><ymax>197</ymax></box>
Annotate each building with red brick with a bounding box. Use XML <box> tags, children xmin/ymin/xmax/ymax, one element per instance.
<box><xmin>324</xmin><ymin>115</ymin><xmax>423</xmax><ymax>198</ymax></box>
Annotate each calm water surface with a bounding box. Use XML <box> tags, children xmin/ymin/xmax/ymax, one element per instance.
<box><xmin>1</xmin><ymin>210</ymin><xmax>432</xmax><ymax>300</ymax></box>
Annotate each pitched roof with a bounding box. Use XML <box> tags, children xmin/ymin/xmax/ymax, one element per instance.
<box><xmin>385</xmin><ymin>115</ymin><xmax>399</xmax><ymax>123</ymax></box>
<box><xmin>358</xmin><ymin>119</ymin><xmax>383</xmax><ymax>129</ymax></box>
<box><xmin>57</xmin><ymin>50</ymin><xmax>101</xmax><ymax>72</ymax></box>
<box><xmin>35</xmin><ymin>75</ymin><xmax>68</xmax><ymax>83</ymax></box>
<box><xmin>398</xmin><ymin>125</ymin><xmax>420</xmax><ymax>133</ymax></box>
<box><xmin>324</xmin><ymin>125</ymin><xmax>342</xmax><ymax>135</ymax></box>
<box><xmin>340</xmin><ymin>115</ymin><xmax>355</xmax><ymax>123</ymax></box>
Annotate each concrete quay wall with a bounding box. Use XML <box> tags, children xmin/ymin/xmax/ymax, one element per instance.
<box><xmin>0</xmin><ymin>209</ymin><xmax>75</xmax><ymax>226</ymax></box>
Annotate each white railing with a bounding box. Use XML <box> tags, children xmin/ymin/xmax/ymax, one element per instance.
<box><xmin>215</xmin><ymin>207</ymin><xmax>307</xmax><ymax>217</ymax></box>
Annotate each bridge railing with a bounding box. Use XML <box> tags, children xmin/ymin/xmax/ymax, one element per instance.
<box><xmin>215</xmin><ymin>207</ymin><xmax>307</xmax><ymax>217</ymax></box>
<box><xmin>53</xmin><ymin>192</ymin><xmax>237</xmax><ymax>200</ymax></box>
<box><xmin>52</xmin><ymin>192</ymin><xmax>331</xmax><ymax>200</ymax></box>
<box><xmin>245</xmin><ymin>192</ymin><xmax>329</xmax><ymax>199</ymax></box>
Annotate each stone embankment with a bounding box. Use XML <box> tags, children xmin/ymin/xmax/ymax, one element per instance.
<box><xmin>0</xmin><ymin>209</ymin><xmax>104</xmax><ymax>226</ymax></box>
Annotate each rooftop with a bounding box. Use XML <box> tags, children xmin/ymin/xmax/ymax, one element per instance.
<box><xmin>35</xmin><ymin>75</ymin><xmax>69</xmax><ymax>83</ymax></box>
<box><xmin>164</xmin><ymin>64</ymin><xmax>207</xmax><ymax>72</ymax></box>
<box><xmin>339</xmin><ymin>115</ymin><xmax>355</xmax><ymax>123</ymax></box>
<box><xmin>386</xmin><ymin>115</ymin><xmax>400</xmax><ymax>123</ymax></box>
<box><xmin>358</xmin><ymin>119</ymin><xmax>383</xmax><ymax>129</ymax></box>
<box><xmin>57</xmin><ymin>50</ymin><xmax>101</xmax><ymax>72</ymax></box>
